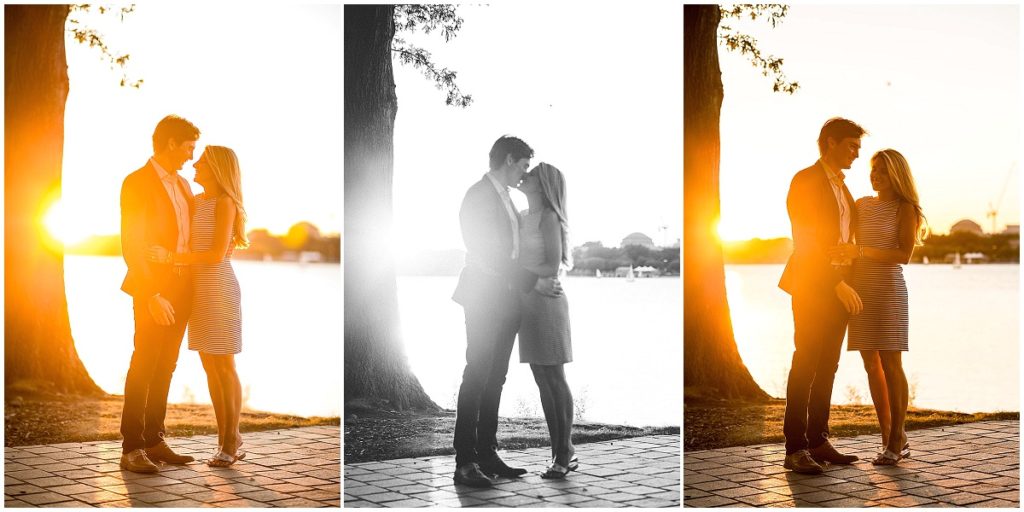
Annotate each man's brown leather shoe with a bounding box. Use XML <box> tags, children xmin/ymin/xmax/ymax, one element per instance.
<box><xmin>120</xmin><ymin>449</ymin><xmax>159</xmax><ymax>474</ymax></box>
<box><xmin>808</xmin><ymin>440</ymin><xmax>858</xmax><ymax>465</ymax></box>
<box><xmin>145</xmin><ymin>440</ymin><xmax>195</xmax><ymax>465</ymax></box>
<box><xmin>453</xmin><ymin>463</ymin><xmax>493</xmax><ymax>488</ymax></box>
<box><xmin>783</xmin><ymin>450</ymin><xmax>824</xmax><ymax>474</ymax></box>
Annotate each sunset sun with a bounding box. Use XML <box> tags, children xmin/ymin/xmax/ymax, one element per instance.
<box><xmin>43</xmin><ymin>199</ymin><xmax>94</xmax><ymax>246</ymax></box>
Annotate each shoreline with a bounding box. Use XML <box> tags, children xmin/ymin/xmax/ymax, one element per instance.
<box><xmin>685</xmin><ymin>398</ymin><xmax>1019</xmax><ymax>451</ymax></box>
<box><xmin>4</xmin><ymin>390</ymin><xmax>339</xmax><ymax>448</ymax></box>
<box><xmin>344</xmin><ymin>409</ymin><xmax>679</xmax><ymax>464</ymax></box>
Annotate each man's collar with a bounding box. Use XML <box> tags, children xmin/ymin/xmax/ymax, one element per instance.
<box><xmin>485</xmin><ymin>171</ymin><xmax>509</xmax><ymax>191</ymax></box>
<box><xmin>150</xmin><ymin>157</ymin><xmax>174</xmax><ymax>180</ymax></box>
<box><xmin>819</xmin><ymin>159</ymin><xmax>844</xmax><ymax>181</ymax></box>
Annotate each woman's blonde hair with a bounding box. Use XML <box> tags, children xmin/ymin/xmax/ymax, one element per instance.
<box><xmin>873</xmin><ymin>149</ymin><xmax>929</xmax><ymax>245</ymax></box>
<box><xmin>532</xmin><ymin>163</ymin><xmax>571</xmax><ymax>269</ymax></box>
<box><xmin>203</xmin><ymin>145</ymin><xmax>249</xmax><ymax>248</ymax></box>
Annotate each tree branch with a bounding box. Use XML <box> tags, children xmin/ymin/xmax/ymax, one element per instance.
<box><xmin>392</xmin><ymin>5</ymin><xmax>472</xmax><ymax>107</ymax></box>
<box><xmin>67</xmin><ymin>4</ymin><xmax>142</xmax><ymax>88</ymax></box>
<box><xmin>719</xmin><ymin>4</ymin><xmax>799</xmax><ymax>94</ymax></box>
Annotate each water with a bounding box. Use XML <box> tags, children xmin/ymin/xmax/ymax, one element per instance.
<box><xmin>64</xmin><ymin>255</ymin><xmax>341</xmax><ymax>418</ymax></box>
<box><xmin>398</xmin><ymin>275</ymin><xmax>682</xmax><ymax>427</ymax></box>
<box><xmin>725</xmin><ymin>264</ymin><xmax>1019</xmax><ymax>413</ymax></box>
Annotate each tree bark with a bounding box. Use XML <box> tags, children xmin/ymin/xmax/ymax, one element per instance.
<box><xmin>5</xmin><ymin>5</ymin><xmax>103</xmax><ymax>395</ymax></box>
<box><xmin>683</xmin><ymin>4</ymin><xmax>769</xmax><ymax>402</ymax></box>
<box><xmin>344</xmin><ymin>5</ymin><xmax>438</xmax><ymax>412</ymax></box>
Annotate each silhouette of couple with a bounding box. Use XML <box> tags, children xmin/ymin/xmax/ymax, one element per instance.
<box><xmin>118</xmin><ymin>115</ymin><xmax>250</xmax><ymax>473</ymax></box>
<box><xmin>780</xmin><ymin>118</ymin><xmax>928</xmax><ymax>474</ymax></box>
<box><xmin>450</xmin><ymin>136</ymin><xmax>577</xmax><ymax>487</ymax></box>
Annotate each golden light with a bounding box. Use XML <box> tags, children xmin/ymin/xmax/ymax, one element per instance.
<box><xmin>43</xmin><ymin>199</ymin><xmax>94</xmax><ymax>247</ymax></box>
<box><xmin>716</xmin><ymin>217</ymin><xmax>747</xmax><ymax>243</ymax></box>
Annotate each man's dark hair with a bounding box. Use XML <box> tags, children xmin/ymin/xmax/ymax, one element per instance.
<box><xmin>152</xmin><ymin>115</ymin><xmax>200</xmax><ymax>153</ymax></box>
<box><xmin>817</xmin><ymin>117</ymin><xmax>867</xmax><ymax>156</ymax></box>
<box><xmin>488</xmin><ymin>135</ymin><xmax>534</xmax><ymax>171</ymax></box>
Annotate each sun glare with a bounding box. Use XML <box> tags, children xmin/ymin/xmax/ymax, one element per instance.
<box><xmin>43</xmin><ymin>199</ymin><xmax>94</xmax><ymax>247</ymax></box>
<box><xmin>716</xmin><ymin>218</ymin><xmax>745</xmax><ymax>243</ymax></box>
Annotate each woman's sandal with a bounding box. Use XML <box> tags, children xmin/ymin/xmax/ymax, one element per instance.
<box><xmin>208</xmin><ymin>441</ymin><xmax>246</xmax><ymax>468</ymax></box>
<box><xmin>871</xmin><ymin>448</ymin><xmax>902</xmax><ymax>466</ymax></box>
<box><xmin>208</xmin><ymin>450</ymin><xmax>242</xmax><ymax>467</ymax></box>
<box><xmin>549</xmin><ymin>455</ymin><xmax>579</xmax><ymax>472</ymax></box>
<box><xmin>540</xmin><ymin>462</ymin><xmax>570</xmax><ymax>479</ymax></box>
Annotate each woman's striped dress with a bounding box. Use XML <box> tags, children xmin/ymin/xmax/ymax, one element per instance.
<box><xmin>188</xmin><ymin>195</ymin><xmax>242</xmax><ymax>355</ymax></box>
<box><xmin>517</xmin><ymin>210</ymin><xmax>572</xmax><ymax>365</ymax></box>
<box><xmin>848</xmin><ymin>197</ymin><xmax>909</xmax><ymax>352</ymax></box>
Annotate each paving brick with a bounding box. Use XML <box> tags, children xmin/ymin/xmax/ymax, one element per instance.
<box><xmin>19</xmin><ymin>491</ymin><xmax>76</xmax><ymax>505</ymax></box>
<box><xmin>4</xmin><ymin>484</ymin><xmax>48</xmax><ymax>496</ymax></box>
<box><xmin>731</xmin><ymin>491</ymin><xmax>794</xmax><ymax>506</ymax></box>
<box><xmin>214</xmin><ymin>498</ymin><xmax>274</xmax><ymax>507</ymax></box>
<box><xmin>935</xmin><ymin>491</ymin><xmax>995</xmax><ymax>506</ymax></box>
<box><xmin>684</xmin><ymin>494</ymin><xmax>739</xmax><ymax>507</ymax></box>
<box><xmin>46</xmin><ymin>483</ymin><xmax>101</xmax><ymax>496</ymax></box>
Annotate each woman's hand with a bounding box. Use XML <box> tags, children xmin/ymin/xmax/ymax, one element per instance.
<box><xmin>147</xmin><ymin>245</ymin><xmax>171</xmax><ymax>264</ymax></box>
<box><xmin>828</xmin><ymin>243</ymin><xmax>860</xmax><ymax>260</ymax></box>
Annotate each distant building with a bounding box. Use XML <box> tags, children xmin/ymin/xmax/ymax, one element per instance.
<box><xmin>963</xmin><ymin>252</ymin><xmax>989</xmax><ymax>264</ymax></box>
<box><xmin>621</xmin><ymin>232</ymin><xmax>655</xmax><ymax>249</ymax></box>
<box><xmin>1003</xmin><ymin>224</ymin><xmax>1020</xmax><ymax>235</ymax></box>
<box><xmin>949</xmin><ymin>219</ymin><xmax>984</xmax><ymax>236</ymax></box>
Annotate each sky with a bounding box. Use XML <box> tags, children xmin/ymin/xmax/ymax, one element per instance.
<box><xmin>390</xmin><ymin>3</ymin><xmax>683</xmax><ymax>253</ymax></box>
<box><xmin>715</xmin><ymin>4</ymin><xmax>1021</xmax><ymax>241</ymax></box>
<box><xmin>52</xmin><ymin>4</ymin><xmax>342</xmax><ymax>243</ymax></box>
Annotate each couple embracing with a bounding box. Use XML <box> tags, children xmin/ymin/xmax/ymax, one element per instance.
<box><xmin>118</xmin><ymin>115</ymin><xmax>249</xmax><ymax>473</ymax></box>
<box><xmin>780</xmin><ymin>118</ymin><xmax>929</xmax><ymax>474</ymax></box>
<box><xmin>451</xmin><ymin>136</ymin><xmax>577</xmax><ymax>488</ymax></box>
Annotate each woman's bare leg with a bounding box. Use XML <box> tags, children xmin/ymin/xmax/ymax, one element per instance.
<box><xmin>214</xmin><ymin>354</ymin><xmax>243</xmax><ymax>455</ymax></box>
<box><xmin>531</xmin><ymin>364</ymin><xmax>559</xmax><ymax>460</ymax></box>
<box><xmin>547</xmin><ymin>364</ymin><xmax>574</xmax><ymax>467</ymax></box>
<box><xmin>200</xmin><ymin>352</ymin><xmax>226</xmax><ymax>449</ymax></box>
<box><xmin>860</xmin><ymin>350</ymin><xmax>891</xmax><ymax>447</ymax></box>
<box><xmin>879</xmin><ymin>351</ymin><xmax>908</xmax><ymax>455</ymax></box>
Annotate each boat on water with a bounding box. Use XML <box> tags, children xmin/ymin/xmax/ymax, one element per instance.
<box><xmin>595</xmin><ymin>269</ymin><xmax>602</xmax><ymax>278</ymax></box>
<box><xmin>626</xmin><ymin>265</ymin><xmax>635</xmax><ymax>282</ymax></box>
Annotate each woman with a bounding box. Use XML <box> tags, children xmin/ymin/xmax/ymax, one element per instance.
<box><xmin>148</xmin><ymin>146</ymin><xmax>248</xmax><ymax>467</ymax></box>
<box><xmin>830</xmin><ymin>149</ymin><xmax>927</xmax><ymax>466</ymax></box>
<box><xmin>515</xmin><ymin>163</ymin><xmax>577</xmax><ymax>479</ymax></box>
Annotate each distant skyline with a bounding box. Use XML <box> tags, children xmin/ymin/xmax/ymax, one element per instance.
<box><xmin>391</xmin><ymin>4</ymin><xmax>682</xmax><ymax>253</ymax></box>
<box><xmin>52</xmin><ymin>4</ymin><xmax>341</xmax><ymax>244</ymax></box>
<box><xmin>715</xmin><ymin>4</ymin><xmax>1020</xmax><ymax>242</ymax></box>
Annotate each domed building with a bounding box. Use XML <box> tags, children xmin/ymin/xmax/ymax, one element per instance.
<box><xmin>621</xmin><ymin>232</ymin><xmax>655</xmax><ymax>249</ymax></box>
<box><xmin>949</xmin><ymin>219</ymin><xmax>984</xmax><ymax>236</ymax></box>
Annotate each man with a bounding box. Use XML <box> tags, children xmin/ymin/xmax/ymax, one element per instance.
<box><xmin>118</xmin><ymin>115</ymin><xmax>200</xmax><ymax>473</ymax></box>
<box><xmin>778</xmin><ymin>117</ymin><xmax>866</xmax><ymax>474</ymax></box>
<box><xmin>451</xmin><ymin>135</ymin><xmax>561</xmax><ymax>487</ymax></box>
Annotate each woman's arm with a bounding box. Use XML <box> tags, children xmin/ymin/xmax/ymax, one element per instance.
<box><xmin>521</xmin><ymin>210</ymin><xmax>562</xmax><ymax>277</ymax></box>
<box><xmin>860</xmin><ymin>202</ymin><xmax>918</xmax><ymax>264</ymax></box>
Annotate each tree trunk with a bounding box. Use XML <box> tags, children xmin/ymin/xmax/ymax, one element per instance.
<box><xmin>5</xmin><ymin>5</ymin><xmax>103</xmax><ymax>396</ymax></box>
<box><xmin>683</xmin><ymin>4</ymin><xmax>769</xmax><ymax>402</ymax></box>
<box><xmin>343</xmin><ymin>5</ymin><xmax>438</xmax><ymax>412</ymax></box>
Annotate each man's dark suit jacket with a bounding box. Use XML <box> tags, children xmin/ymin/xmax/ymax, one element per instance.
<box><xmin>453</xmin><ymin>176</ymin><xmax>538</xmax><ymax>307</ymax></box>
<box><xmin>778</xmin><ymin>161</ymin><xmax>857</xmax><ymax>297</ymax></box>
<box><xmin>120</xmin><ymin>161</ymin><xmax>194</xmax><ymax>299</ymax></box>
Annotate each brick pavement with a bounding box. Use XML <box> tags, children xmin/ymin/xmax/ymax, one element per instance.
<box><xmin>344</xmin><ymin>434</ymin><xmax>679</xmax><ymax>507</ymax></box>
<box><xmin>4</xmin><ymin>426</ymin><xmax>340</xmax><ymax>508</ymax></box>
<box><xmin>684</xmin><ymin>420</ymin><xmax>1019</xmax><ymax>507</ymax></box>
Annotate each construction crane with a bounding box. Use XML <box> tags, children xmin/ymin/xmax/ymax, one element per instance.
<box><xmin>986</xmin><ymin>162</ymin><xmax>1016</xmax><ymax>234</ymax></box>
